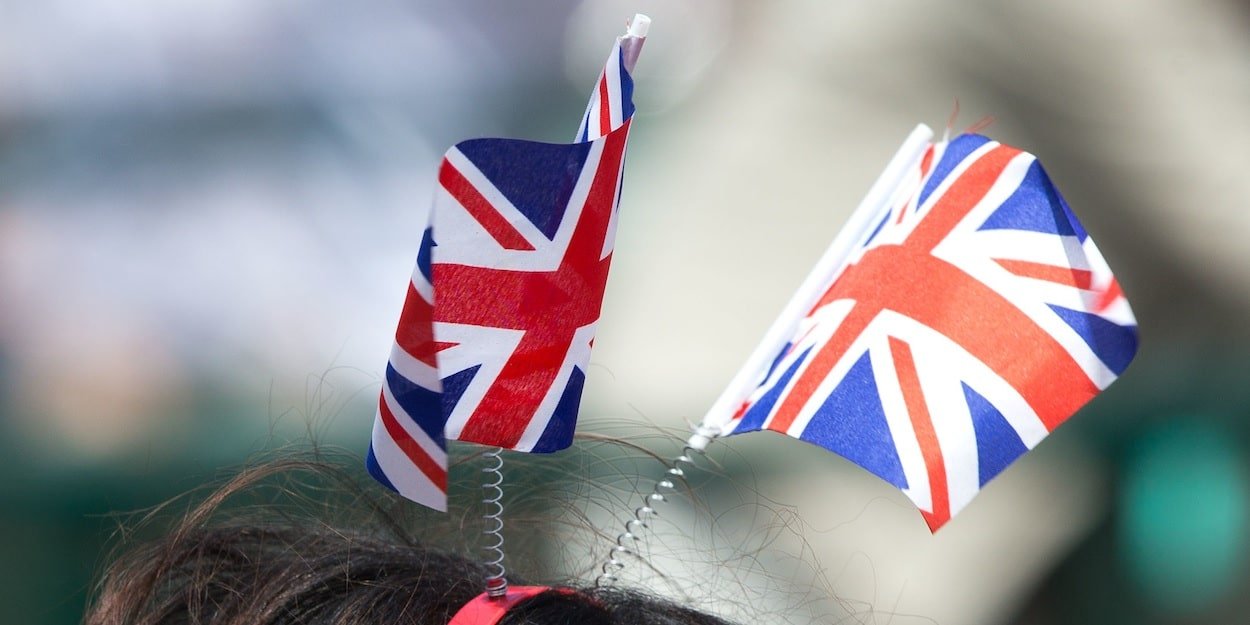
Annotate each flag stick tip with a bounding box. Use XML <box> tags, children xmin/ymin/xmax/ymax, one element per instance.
<box><xmin>627</xmin><ymin>14</ymin><xmax>651</xmax><ymax>38</ymax></box>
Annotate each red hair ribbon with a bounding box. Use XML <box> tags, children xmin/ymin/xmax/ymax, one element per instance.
<box><xmin>448</xmin><ymin>586</ymin><xmax>559</xmax><ymax>625</ymax></box>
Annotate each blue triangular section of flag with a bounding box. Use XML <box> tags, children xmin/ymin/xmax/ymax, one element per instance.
<box><xmin>917</xmin><ymin>134</ymin><xmax>991</xmax><ymax>209</ymax></box>
<box><xmin>384</xmin><ymin>363</ymin><xmax>445</xmax><ymax>444</ymax></box>
<box><xmin>862</xmin><ymin>207</ymin><xmax>892</xmax><ymax>248</ymax></box>
<box><xmin>760</xmin><ymin>342</ymin><xmax>794</xmax><ymax>387</ymax></box>
<box><xmin>455</xmin><ymin>138</ymin><xmax>594</xmax><ymax>241</ymax></box>
<box><xmin>798</xmin><ymin>352</ymin><xmax>908</xmax><ymax>490</ymax></box>
<box><xmin>977</xmin><ymin>161</ymin><xmax>1087</xmax><ymax>241</ymax></box>
<box><xmin>416</xmin><ymin>227</ymin><xmax>434</xmax><ymax>282</ymax></box>
<box><xmin>1047</xmin><ymin>304</ymin><xmax>1138</xmax><ymax>375</ymax></box>
<box><xmin>616</xmin><ymin>52</ymin><xmax>636</xmax><ymax>123</ymax></box>
<box><xmin>962</xmin><ymin>382</ymin><xmax>1028</xmax><ymax>487</ymax></box>
<box><xmin>365</xmin><ymin>446</ymin><xmax>399</xmax><ymax>492</ymax></box>
<box><xmin>737</xmin><ymin>346</ymin><xmax>812</xmax><ymax>434</ymax></box>
<box><xmin>530</xmin><ymin>365</ymin><xmax>586</xmax><ymax>453</ymax></box>
<box><xmin>440</xmin><ymin>364</ymin><xmax>481</xmax><ymax>419</ymax></box>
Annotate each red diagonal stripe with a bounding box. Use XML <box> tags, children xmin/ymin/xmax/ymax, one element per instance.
<box><xmin>768</xmin><ymin>304</ymin><xmax>875</xmax><ymax>434</ymax></box>
<box><xmin>994</xmin><ymin>258</ymin><xmax>1093</xmax><ymax>289</ymax></box>
<box><xmin>439</xmin><ymin>160</ymin><xmax>535</xmax><ymax>251</ymax></box>
<box><xmin>597</xmin><ymin>72</ymin><xmax>611</xmax><ymax>137</ymax></box>
<box><xmin>1095</xmin><ymin>278</ymin><xmax>1124</xmax><ymax>313</ymax></box>
<box><xmin>890</xmin><ymin>338</ymin><xmax>950</xmax><ymax>530</ymax></box>
<box><xmin>395</xmin><ymin>282</ymin><xmax>439</xmax><ymax>367</ymax></box>
<box><xmin>377</xmin><ymin>394</ymin><xmax>446</xmax><ymax>490</ymax></box>
<box><xmin>920</xmin><ymin>144</ymin><xmax>935</xmax><ymax>178</ymax></box>
<box><xmin>909</xmin><ymin>144</ymin><xmax>1021</xmax><ymax>253</ymax></box>
<box><xmin>895</xmin><ymin>145</ymin><xmax>937</xmax><ymax>225</ymax></box>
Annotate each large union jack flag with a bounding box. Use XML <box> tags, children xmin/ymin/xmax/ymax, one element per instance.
<box><xmin>724</xmin><ymin>132</ymin><xmax>1138</xmax><ymax>530</ymax></box>
<box><xmin>367</xmin><ymin>29</ymin><xmax>645</xmax><ymax>510</ymax></box>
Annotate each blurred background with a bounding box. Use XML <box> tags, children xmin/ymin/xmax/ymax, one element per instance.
<box><xmin>4</xmin><ymin>0</ymin><xmax>1250</xmax><ymax>623</ymax></box>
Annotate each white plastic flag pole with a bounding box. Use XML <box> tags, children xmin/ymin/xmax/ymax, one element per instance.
<box><xmin>621</xmin><ymin>14</ymin><xmax>649</xmax><ymax>74</ymax></box>
<box><xmin>627</xmin><ymin>13</ymin><xmax>650</xmax><ymax>37</ymax></box>
<box><xmin>698</xmin><ymin>123</ymin><xmax>936</xmax><ymax>437</ymax></box>
<box><xmin>596</xmin><ymin>125</ymin><xmax>935</xmax><ymax>586</ymax></box>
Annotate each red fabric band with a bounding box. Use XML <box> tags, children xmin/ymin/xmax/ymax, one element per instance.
<box><xmin>447</xmin><ymin>586</ymin><xmax>553</xmax><ymax>625</ymax></box>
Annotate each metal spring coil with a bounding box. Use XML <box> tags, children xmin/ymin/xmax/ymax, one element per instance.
<box><xmin>481</xmin><ymin>447</ymin><xmax>508</xmax><ymax>597</ymax></box>
<box><xmin>596</xmin><ymin>424</ymin><xmax>720</xmax><ymax>587</ymax></box>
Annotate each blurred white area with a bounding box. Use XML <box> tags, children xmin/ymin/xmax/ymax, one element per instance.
<box><xmin>563</xmin><ymin>0</ymin><xmax>731</xmax><ymax>112</ymax></box>
<box><xmin>0</xmin><ymin>0</ymin><xmax>581</xmax><ymax>455</ymax></box>
<box><xmin>0</xmin><ymin>0</ymin><xmax>503</xmax><ymax>116</ymax></box>
<box><xmin>3</xmin><ymin>0</ymin><xmax>1250</xmax><ymax>623</ymax></box>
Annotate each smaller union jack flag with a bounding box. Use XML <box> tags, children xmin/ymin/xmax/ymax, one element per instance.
<box><xmin>367</xmin><ymin>23</ymin><xmax>647</xmax><ymax>511</ymax></box>
<box><xmin>723</xmin><ymin>130</ymin><xmax>1138</xmax><ymax>530</ymax></box>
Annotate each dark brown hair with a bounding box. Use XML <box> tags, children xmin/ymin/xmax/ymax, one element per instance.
<box><xmin>83</xmin><ymin>457</ymin><xmax>734</xmax><ymax>625</ymax></box>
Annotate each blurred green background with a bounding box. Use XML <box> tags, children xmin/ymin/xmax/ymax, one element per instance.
<box><xmin>5</xmin><ymin>1</ymin><xmax>1250</xmax><ymax>623</ymax></box>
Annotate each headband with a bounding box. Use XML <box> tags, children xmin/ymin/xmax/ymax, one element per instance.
<box><xmin>448</xmin><ymin>586</ymin><xmax>559</xmax><ymax>625</ymax></box>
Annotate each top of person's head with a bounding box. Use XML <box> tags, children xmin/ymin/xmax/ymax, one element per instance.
<box><xmin>84</xmin><ymin>456</ymin><xmax>734</xmax><ymax>625</ymax></box>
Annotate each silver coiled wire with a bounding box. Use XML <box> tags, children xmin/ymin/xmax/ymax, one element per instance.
<box><xmin>595</xmin><ymin>424</ymin><xmax>721</xmax><ymax>587</ymax></box>
<box><xmin>481</xmin><ymin>447</ymin><xmax>508</xmax><ymax>597</ymax></box>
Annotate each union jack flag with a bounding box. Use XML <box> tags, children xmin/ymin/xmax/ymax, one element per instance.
<box><xmin>724</xmin><ymin>132</ymin><xmax>1138</xmax><ymax>530</ymax></box>
<box><xmin>367</xmin><ymin>29</ymin><xmax>645</xmax><ymax>511</ymax></box>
